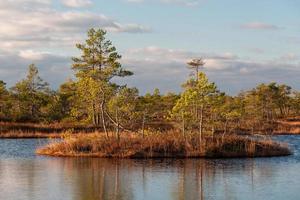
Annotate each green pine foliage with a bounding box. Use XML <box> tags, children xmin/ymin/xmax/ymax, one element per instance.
<box><xmin>0</xmin><ymin>28</ymin><xmax>299</xmax><ymax>136</ymax></box>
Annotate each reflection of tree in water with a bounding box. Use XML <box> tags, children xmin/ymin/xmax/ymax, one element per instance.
<box><xmin>64</xmin><ymin>159</ymin><xmax>286</xmax><ymax>200</ymax></box>
<box><xmin>59</xmin><ymin>158</ymin><xmax>135</xmax><ymax>200</ymax></box>
<box><xmin>0</xmin><ymin>155</ymin><xmax>294</xmax><ymax>200</ymax></box>
<box><xmin>167</xmin><ymin>159</ymin><xmax>281</xmax><ymax>200</ymax></box>
<box><xmin>43</xmin><ymin>158</ymin><xmax>283</xmax><ymax>200</ymax></box>
<box><xmin>0</xmin><ymin>160</ymin><xmax>48</xmax><ymax>200</ymax></box>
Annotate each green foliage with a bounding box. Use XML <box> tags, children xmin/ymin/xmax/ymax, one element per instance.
<box><xmin>242</xmin><ymin>83</ymin><xmax>293</xmax><ymax>124</ymax></box>
<box><xmin>138</xmin><ymin>89</ymin><xmax>178</xmax><ymax>123</ymax></box>
<box><xmin>0</xmin><ymin>28</ymin><xmax>299</xmax><ymax>137</ymax></box>
<box><xmin>108</xmin><ymin>87</ymin><xmax>140</xmax><ymax>129</ymax></box>
<box><xmin>0</xmin><ymin>80</ymin><xmax>10</xmax><ymax>121</ymax></box>
<box><xmin>172</xmin><ymin>72</ymin><xmax>220</xmax><ymax>131</ymax></box>
<box><xmin>71</xmin><ymin>28</ymin><xmax>133</xmax><ymax>127</ymax></box>
<box><xmin>72</xmin><ymin>28</ymin><xmax>132</xmax><ymax>81</ymax></box>
<box><xmin>10</xmin><ymin>64</ymin><xmax>51</xmax><ymax>122</ymax></box>
<box><xmin>292</xmin><ymin>92</ymin><xmax>300</xmax><ymax>115</ymax></box>
<box><xmin>54</xmin><ymin>79</ymin><xmax>77</xmax><ymax>121</ymax></box>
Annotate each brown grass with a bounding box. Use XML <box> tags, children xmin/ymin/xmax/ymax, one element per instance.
<box><xmin>274</xmin><ymin>118</ymin><xmax>300</xmax><ymax>135</ymax></box>
<box><xmin>0</xmin><ymin>122</ymin><xmax>103</xmax><ymax>135</ymax></box>
<box><xmin>2</xmin><ymin>117</ymin><xmax>300</xmax><ymax>138</ymax></box>
<box><xmin>36</xmin><ymin>131</ymin><xmax>292</xmax><ymax>158</ymax></box>
<box><xmin>0</xmin><ymin>131</ymin><xmax>61</xmax><ymax>139</ymax></box>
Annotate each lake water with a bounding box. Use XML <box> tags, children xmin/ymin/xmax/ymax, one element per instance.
<box><xmin>0</xmin><ymin>136</ymin><xmax>300</xmax><ymax>200</ymax></box>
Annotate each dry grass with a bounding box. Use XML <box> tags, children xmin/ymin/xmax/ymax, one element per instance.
<box><xmin>0</xmin><ymin>122</ymin><xmax>103</xmax><ymax>136</ymax></box>
<box><xmin>2</xmin><ymin>118</ymin><xmax>300</xmax><ymax>138</ymax></box>
<box><xmin>274</xmin><ymin>118</ymin><xmax>300</xmax><ymax>135</ymax></box>
<box><xmin>36</xmin><ymin>131</ymin><xmax>292</xmax><ymax>158</ymax></box>
<box><xmin>0</xmin><ymin>131</ymin><xmax>61</xmax><ymax>139</ymax></box>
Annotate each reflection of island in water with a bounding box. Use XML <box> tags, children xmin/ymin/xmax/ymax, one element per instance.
<box><xmin>1</xmin><ymin>156</ymin><xmax>298</xmax><ymax>200</ymax></box>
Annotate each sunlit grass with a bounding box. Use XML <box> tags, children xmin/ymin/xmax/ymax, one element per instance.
<box><xmin>36</xmin><ymin>131</ymin><xmax>292</xmax><ymax>158</ymax></box>
<box><xmin>0</xmin><ymin>131</ymin><xmax>61</xmax><ymax>138</ymax></box>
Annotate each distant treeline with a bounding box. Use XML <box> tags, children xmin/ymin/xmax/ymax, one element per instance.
<box><xmin>0</xmin><ymin>28</ymin><xmax>299</xmax><ymax>136</ymax></box>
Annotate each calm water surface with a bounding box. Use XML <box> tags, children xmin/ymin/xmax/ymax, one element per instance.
<box><xmin>0</xmin><ymin>136</ymin><xmax>300</xmax><ymax>200</ymax></box>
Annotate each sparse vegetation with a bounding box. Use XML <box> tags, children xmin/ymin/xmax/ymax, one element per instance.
<box><xmin>0</xmin><ymin>28</ymin><xmax>299</xmax><ymax>137</ymax></box>
<box><xmin>0</xmin><ymin>28</ymin><xmax>297</xmax><ymax>158</ymax></box>
<box><xmin>36</xmin><ymin>132</ymin><xmax>291</xmax><ymax>158</ymax></box>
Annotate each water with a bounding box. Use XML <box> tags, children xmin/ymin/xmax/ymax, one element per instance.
<box><xmin>0</xmin><ymin>136</ymin><xmax>300</xmax><ymax>200</ymax></box>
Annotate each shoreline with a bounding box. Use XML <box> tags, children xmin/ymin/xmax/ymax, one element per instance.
<box><xmin>1</xmin><ymin>119</ymin><xmax>300</xmax><ymax>139</ymax></box>
<box><xmin>1</xmin><ymin>130</ymin><xmax>299</xmax><ymax>139</ymax></box>
<box><xmin>0</xmin><ymin>132</ymin><xmax>61</xmax><ymax>139</ymax></box>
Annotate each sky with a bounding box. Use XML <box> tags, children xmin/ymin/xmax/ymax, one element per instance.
<box><xmin>0</xmin><ymin>0</ymin><xmax>299</xmax><ymax>94</ymax></box>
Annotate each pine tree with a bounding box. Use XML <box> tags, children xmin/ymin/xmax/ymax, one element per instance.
<box><xmin>71</xmin><ymin>28</ymin><xmax>133</xmax><ymax>135</ymax></box>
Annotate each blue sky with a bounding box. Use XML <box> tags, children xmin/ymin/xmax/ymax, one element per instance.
<box><xmin>0</xmin><ymin>0</ymin><xmax>299</xmax><ymax>94</ymax></box>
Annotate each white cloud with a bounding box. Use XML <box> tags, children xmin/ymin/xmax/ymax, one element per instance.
<box><xmin>0</xmin><ymin>0</ymin><xmax>150</xmax><ymax>88</ymax></box>
<box><xmin>280</xmin><ymin>53</ymin><xmax>299</xmax><ymax>61</ymax></box>
<box><xmin>127</xmin><ymin>0</ymin><xmax>143</xmax><ymax>2</ymax></box>
<box><xmin>0</xmin><ymin>0</ymin><xmax>150</xmax><ymax>51</ymax></box>
<box><xmin>19</xmin><ymin>50</ymin><xmax>46</xmax><ymax>60</ymax></box>
<box><xmin>1</xmin><ymin>45</ymin><xmax>300</xmax><ymax>94</ymax></box>
<box><xmin>239</xmin><ymin>67</ymin><xmax>249</xmax><ymax>74</ymax></box>
<box><xmin>61</xmin><ymin>0</ymin><xmax>92</xmax><ymax>8</ymax></box>
<box><xmin>240</xmin><ymin>22</ymin><xmax>280</xmax><ymax>30</ymax></box>
<box><xmin>161</xmin><ymin>0</ymin><xmax>201</xmax><ymax>6</ymax></box>
<box><xmin>0</xmin><ymin>0</ymin><xmax>51</xmax><ymax>10</ymax></box>
<box><xmin>121</xmin><ymin>46</ymin><xmax>300</xmax><ymax>94</ymax></box>
<box><xmin>248</xmin><ymin>48</ymin><xmax>265</xmax><ymax>54</ymax></box>
<box><xmin>125</xmin><ymin>46</ymin><xmax>238</xmax><ymax>69</ymax></box>
<box><xmin>0</xmin><ymin>50</ymin><xmax>71</xmax><ymax>88</ymax></box>
<box><xmin>126</xmin><ymin>0</ymin><xmax>204</xmax><ymax>7</ymax></box>
<box><xmin>0</xmin><ymin>1</ymin><xmax>297</xmax><ymax>95</ymax></box>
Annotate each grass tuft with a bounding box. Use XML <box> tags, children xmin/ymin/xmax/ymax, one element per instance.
<box><xmin>36</xmin><ymin>131</ymin><xmax>292</xmax><ymax>158</ymax></box>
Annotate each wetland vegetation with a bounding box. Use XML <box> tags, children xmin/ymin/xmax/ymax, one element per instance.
<box><xmin>1</xmin><ymin>29</ymin><xmax>299</xmax><ymax>157</ymax></box>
